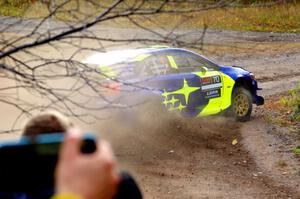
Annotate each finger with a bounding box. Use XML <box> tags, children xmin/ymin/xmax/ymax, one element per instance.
<box><xmin>97</xmin><ymin>140</ymin><xmax>115</xmax><ymax>165</ymax></box>
<box><xmin>112</xmin><ymin>171</ymin><xmax>121</xmax><ymax>186</ymax></box>
<box><xmin>98</xmin><ymin>141</ymin><xmax>120</xmax><ymax>181</ymax></box>
<box><xmin>59</xmin><ymin>127</ymin><xmax>82</xmax><ymax>160</ymax></box>
<box><xmin>96</xmin><ymin>140</ymin><xmax>118</xmax><ymax>181</ymax></box>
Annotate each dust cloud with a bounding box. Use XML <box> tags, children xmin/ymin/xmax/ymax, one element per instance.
<box><xmin>83</xmin><ymin>100</ymin><xmax>241</xmax><ymax>164</ymax></box>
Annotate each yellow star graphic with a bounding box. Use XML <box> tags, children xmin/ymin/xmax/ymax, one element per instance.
<box><xmin>168</xmin><ymin>106</ymin><xmax>176</xmax><ymax>111</ymax></box>
<box><xmin>162</xmin><ymin>99</ymin><xmax>169</xmax><ymax>106</ymax></box>
<box><xmin>177</xmin><ymin>102</ymin><xmax>186</xmax><ymax>111</ymax></box>
<box><xmin>167</xmin><ymin>79</ymin><xmax>200</xmax><ymax>104</ymax></box>
<box><xmin>169</xmin><ymin>96</ymin><xmax>179</xmax><ymax>106</ymax></box>
<box><xmin>162</xmin><ymin>89</ymin><xmax>169</xmax><ymax>99</ymax></box>
<box><xmin>161</xmin><ymin>79</ymin><xmax>200</xmax><ymax>111</ymax></box>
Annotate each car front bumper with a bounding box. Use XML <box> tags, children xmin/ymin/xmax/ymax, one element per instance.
<box><xmin>255</xmin><ymin>95</ymin><xmax>264</xmax><ymax>106</ymax></box>
<box><xmin>252</xmin><ymin>80</ymin><xmax>264</xmax><ymax>106</ymax></box>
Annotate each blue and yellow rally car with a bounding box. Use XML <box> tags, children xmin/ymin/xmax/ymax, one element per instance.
<box><xmin>84</xmin><ymin>46</ymin><xmax>264</xmax><ymax>121</ymax></box>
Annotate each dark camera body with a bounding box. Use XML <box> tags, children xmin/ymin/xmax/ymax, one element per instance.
<box><xmin>0</xmin><ymin>133</ymin><xmax>142</xmax><ymax>199</ymax></box>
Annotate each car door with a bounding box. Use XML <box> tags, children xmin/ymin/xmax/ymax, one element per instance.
<box><xmin>156</xmin><ymin>50</ymin><xmax>224</xmax><ymax>117</ymax></box>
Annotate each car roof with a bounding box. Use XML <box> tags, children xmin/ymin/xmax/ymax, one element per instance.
<box><xmin>83</xmin><ymin>47</ymin><xmax>183</xmax><ymax>65</ymax></box>
<box><xmin>82</xmin><ymin>46</ymin><xmax>216</xmax><ymax>67</ymax></box>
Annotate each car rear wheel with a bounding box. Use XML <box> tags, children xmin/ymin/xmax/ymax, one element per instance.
<box><xmin>230</xmin><ymin>87</ymin><xmax>252</xmax><ymax>122</ymax></box>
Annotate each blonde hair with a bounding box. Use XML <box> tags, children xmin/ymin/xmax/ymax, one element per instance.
<box><xmin>22</xmin><ymin>110</ymin><xmax>73</xmax><ymax>137</ymax></box>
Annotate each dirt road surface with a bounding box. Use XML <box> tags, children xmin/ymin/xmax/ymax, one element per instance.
<box><xmin>99</xmin><ymin>111</ymin><xmax>299</xmax><ymax>199</ymax></box>
<box><xmin>0</xmin><ymin>18</ymin><xmax>299</xmax><ymax>198</ymax></box>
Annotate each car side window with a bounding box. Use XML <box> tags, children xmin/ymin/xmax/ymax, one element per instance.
<box><xmin>186</xmin><ymin>54</ymin><xmax>217</xmax><ymax>70</ymax></box>
<box><xmin>134</xmin><ymin>55</ymin><xmax>169</xmax><ymax>76</ymax></box>
<box><xmin>165</xmin><ymin>51</ymin><xmax>218</xmax><ymax>74</ymax></box>
<box><xmin>171</xmin><ymin>54</ymin><xmax>190</xmax><ymax>69</ymax></box>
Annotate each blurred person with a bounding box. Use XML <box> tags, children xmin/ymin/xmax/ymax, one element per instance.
<box><xmin>22</xmin><ymin>110</ymin><xmax>73</xmax><ymax>137</ymax></box>
<box><xmin>21</xmin><ymin>111</ymin><xmax>120</xmax><ymax>199</ymax></box>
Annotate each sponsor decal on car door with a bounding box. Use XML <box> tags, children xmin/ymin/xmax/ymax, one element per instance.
<box><xmin>195</xmin><ymin>71</ymin><xmax>223</xmax><ymax>116</ymax></box>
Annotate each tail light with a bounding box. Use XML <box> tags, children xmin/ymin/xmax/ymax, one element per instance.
<box><xmin>103</xmin><ymin>82</ymin><xmax>120</xmax><ymax>96</ymax></box>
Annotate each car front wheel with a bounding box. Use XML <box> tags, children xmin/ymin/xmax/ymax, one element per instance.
<box><xmin>230</xmin><ymin>87</ymin><xmax>252</xmax><ymax>122</ymax></box>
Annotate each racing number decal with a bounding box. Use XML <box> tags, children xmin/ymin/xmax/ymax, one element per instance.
<box><xmin>201</xmin><ymin>75</ymin><xmax>222</xmax><ymax>99</ymax></box>
<box><xmin>201</xmin><ymin>75</ymin><xmax>221</xmax><ymax>86</ymax></box>
<box><xmin>212</xmin><ymin>76</ymin><xmax>220</xmax><ymax>84</ymax></box>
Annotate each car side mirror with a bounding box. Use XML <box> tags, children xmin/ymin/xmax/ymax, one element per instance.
<box><xmin>201</xmin><ymin>66</ymin><xmax>208</xmax><ymax>74</ymax></box>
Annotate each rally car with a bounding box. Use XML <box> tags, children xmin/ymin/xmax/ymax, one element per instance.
<box><xmin>84</xmin><ymin>46</ymin><xmax>264</xmax><ymax>121</ymax></box>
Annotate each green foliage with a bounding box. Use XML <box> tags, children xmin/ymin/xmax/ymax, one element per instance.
<box><xmin>0</xmin><ymin>0</ymin><xmax>31</xmax><ymax>16</ymax></box>
<box><xmin>280</xmin><ymin>86</ymin><xmax>300</xmax><ymax>123</ymax></box>
<box><xmin>292</xmin><ymin>146</ymin><xmax>300</xmax><ymax>155</ymax></box>
<box><xmin>263</xmin><ymin>86</ymin><xmax>299</xmax><ymax>133</ymax></box>
<box><xmin>4</xmin><ymin>0</ymin><xmax>31</xmax><ymax>7</ymax></box>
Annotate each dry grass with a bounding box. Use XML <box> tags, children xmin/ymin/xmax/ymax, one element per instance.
<box><xmin>263</xmin><ymin>87</ymin><xmax>300</xmax><ymax>133</ymax></box>
<box><xmin>192</xmin><ymin>41</ymin><xmax>300</xmax><ymax>58</ymax></box>
<box><xmin>276</xmin><ymin>160</ymin><xmax>288</xmax><ymax>168</ymax></box>
<box><xmin>1</xmin><ymin>1</ymin><xmax>300</xmax><ymax>33</ymax></box>
<box><xmin>113</xmin><ymin>3</ymin><xmax>300</xmax><ymax>33</ymax></box>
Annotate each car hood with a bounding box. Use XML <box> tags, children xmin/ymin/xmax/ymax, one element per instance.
<box><xmin>219</xmin><ymin>65</ymin><xmax>251</xmax><ymax>80</ymax></box>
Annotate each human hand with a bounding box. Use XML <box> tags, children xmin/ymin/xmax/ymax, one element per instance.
<box><xmin>55</xmin><ymin>128</ymin><xmax>120</xmax><ymax>199</ymax></box>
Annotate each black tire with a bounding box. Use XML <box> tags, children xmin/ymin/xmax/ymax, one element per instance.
<box><xmin>230</xmin><ymin>87</ymin><xmax>252</xmax><ymax>122</ymax></box>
